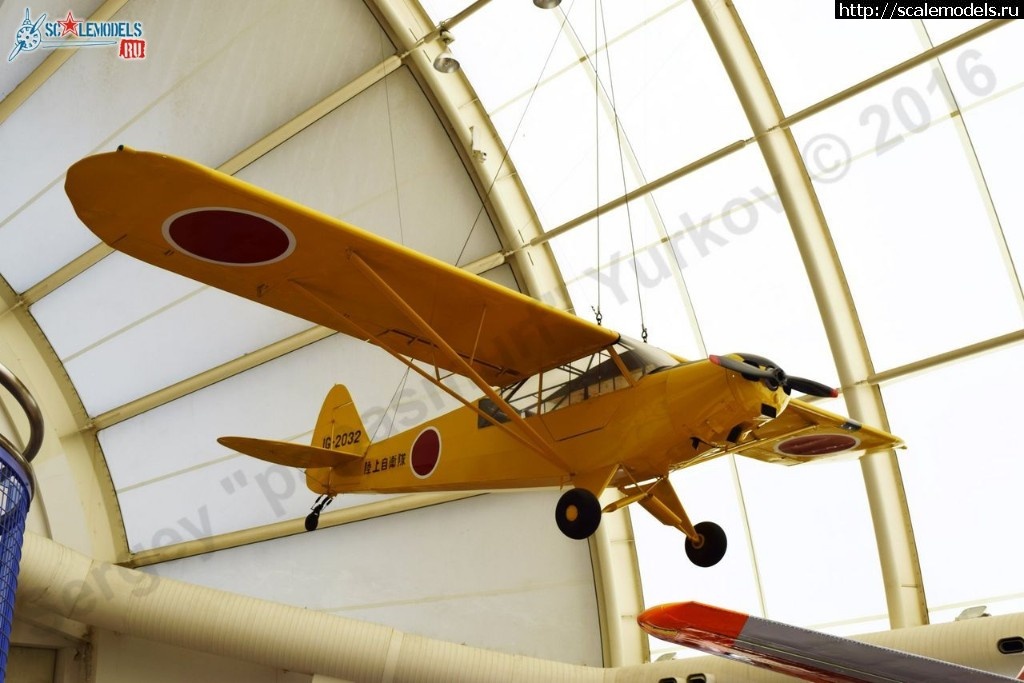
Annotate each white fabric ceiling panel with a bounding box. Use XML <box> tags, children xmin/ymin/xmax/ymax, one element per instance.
<box><xmin>0</xmin><ymin>0</ymin><xmax>106</xmax><ymax>99</ymax></box>
<box><xmin>30</xmin><ymin>252</ymin><xmax>200</xmax><ymax>361</ymax></box>
<box><xmin>796</xmin><ymin>63</ymin><xmax>1024</xmax><ymax>371</ymax></box>
<box><xmin>482</xmin><ymin>1</ymin><xmax>748</xmax><ymax>232</ymax></box>
<box><xmin>554</xmin><ymin>225</ymin><xmax>704</xmax><ymax>359</ymax></box>
<box><xmin>938</xmin><ymin>24</ymin><xmax>1024</xmax><ymax>293</ymax></box>
<box><xmin>650</xmin><ymin>146</ymin><xmax>837</xmax><ymax>384</ymax></box>
<box><xmin>76</xmin><ymin>289</ymin><xmax>312</xmax><ymax>415</ymax></box>
<box><xmin>735</xmin><ymin>0</ymin><xmax>925</xmax><ymax>114</ymax></box>
<box><xmin>34</xmin><ymin>274</ymin><xmax>313</xmax><ymax>415</ymax></box>
<box><xmin>231</xmin><ymin>68</ymin><xmax>502</xmax><ymax>267</ymax></box>
<box><xmin>0</xmin><ymin>0</ymin><xmax>394</xmax><ymax>290</ymax></box>
<box><xmin>118</xmin><ymin>451</ymin><xmax>381</xmax><ymax>552</ymax></box>
<box><xmin>577</xmin><ymin>0</ymin><xmax>750</xmax><ymax>184</ymax></box>
<box><xmin>738</xmin><ymin>456</ymin><xmax>886</xmax><ymax>630</ymax></box>
<box><xmin>100</xmin><ymin>334</ymin><xmax>408</xmax><ymax>490</ymax></box>
<box><xmin>0</xmin><ymin>182</ymin><xmax>101</xmax><ymax>293</ymax></box>
<box><xmin>147</xmin><ymin>491</ymin><xmax>602</xmax><ymax>664</ymax></box>
<box><xmin>884</xmin><ymin>344</ymin><xmax>1024</xmax><ymax>618</ymax></box>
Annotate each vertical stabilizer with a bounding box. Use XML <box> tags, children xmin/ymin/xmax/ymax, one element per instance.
<box><xmin>312</xmin><ymin>385</ymin><xmax>369</xmax><ymax>456</ymax></box>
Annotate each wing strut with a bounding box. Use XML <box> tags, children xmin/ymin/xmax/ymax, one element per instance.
<box><xmin>285</xmin><ymin>281</ymin><xmax>552</xmax><ymax>460</ymax></box>
<box><xmin>346</xmin><ymin>252</ymin><xmax>570</xmax><ymax>472</ymax></box>
<box><xmin>284</xmin><ymin>255</ymin><xmax>571</xmax><ymax>474</ymax></box>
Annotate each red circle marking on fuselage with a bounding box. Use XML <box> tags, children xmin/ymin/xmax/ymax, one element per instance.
<box><xmin>411</xmin><ymin>428</ymin><xmax>441</xmax><ymax>478</ymax></box>
<box><xmin>163</xmin><ymin>208</ymin><xmax>294</xmax><ymax>266</ymax></box>
<box><xmin>776</xmin><ymin>434</ymin><xmax>859</xmax><ymax>457</ymax></box>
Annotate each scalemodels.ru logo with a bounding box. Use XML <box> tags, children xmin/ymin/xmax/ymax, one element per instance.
<box><xmin>8</xmin><ymin>7</ymin><xmax>147</xmax><ymax>62</ymax></box>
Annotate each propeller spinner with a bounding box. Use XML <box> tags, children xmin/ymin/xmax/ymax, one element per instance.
<box><xmin>709</xmin><ymin>353</ymin><xmax>838</xmax><ymax>398</ymax></box>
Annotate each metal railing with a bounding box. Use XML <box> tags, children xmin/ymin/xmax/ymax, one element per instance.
<box><xmin>0</xmin><ymin>360</ymin><xmax>41</xmax><ymax>680</ymax></box>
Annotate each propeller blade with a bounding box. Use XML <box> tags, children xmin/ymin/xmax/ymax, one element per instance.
<box><xmin>785</xmin><ymin>375</ymin><xmax>839</xmax><ymax>398</ymax></box>
<box><xmin>709</xmin><ymin>354</ymin><xmax>776</xmax><ymax>382</ymax></box>
<box><xmin>710</xmin><ymin>354</ymin><xmax>838</xmax><ymax>398</ymax></box>
<box><xmin>735</xmin><ymin>352</ymin><xmax>777</xmax><ymax>369</ymax></box>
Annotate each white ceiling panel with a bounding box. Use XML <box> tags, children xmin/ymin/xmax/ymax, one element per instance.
<box><xmin>118</xmin><ymin>451</ymin><xmax>394</xmax><ymax>552</ymax></box>
<box><xmin>100</xmin><ymin>335</ymin><xmax>408</xmax><ymax>490</ymax></box>
<box><xmin>0</xmin><ymin>180</ymin><xmax>101</xmax><ymax>293</ymax></box>
<box><xmin>650</xmin><ymin>146</ymin><xmax>837</xmax><ymax>385</ymax></box>
<box><xmin>232</xmin><ymin>68</ymin><xmax>502</xmax><ymax>267</ymax></box>
<box><xmin>465</xmin><ymin>0</ymin><xmax>747</xmax><ymax>232</ymax></box>
<box><xmin>884</xmin><ymin>344</ymin><xmax>1024</xmax><ymax>617</ymax></box>
<box><xmin>0</xmin><ymin>0</ymin><xmax>106</xmax><ymax>99</ymax></box>
<box><xmin>739</xmin><ymin>456</ymin><xmax>886</xmax><ymax>629</ymax></box>
<box><xmin>735</xmin><ymin>0</ymin><xmax>925</xmax><ymax>114</ymax></box>
<box><xmin>147</xmin><ymin>491</ymin><xmax>602</xmax><ymax>665</ymax></box>
<box><xmin>796</xmin><ymin>63</ymin><xmax>1024</xmax><ymax>371</ymax></box>
<box><xmin>1</xmin><ymin>0</ymin><xmax>394</xmax><ymax>287</ymax></box>
<box><xmin>55</xmin><ymin>283</ymin><xmax>313</xmax><ymax>415</ymax></box>
<box><xmin>30</xmin><ymin>251</ymin><xmax>201</xmax><ymax>360</ymax></box>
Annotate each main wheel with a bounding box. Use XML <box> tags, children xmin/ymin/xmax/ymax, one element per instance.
<box><xmin>684</xmin><ymin>521</ymin><xmax>727</xmax><ymax>567</ymax></box>
<box><xmin>304</xmin><ymin>511</ymin><xmax>320</xmax><ymax>532</ymax></box>
<box><xmin>555</xmin><ymin>488</ymin><xmax>602</xmax><ymax>539</ymax></box>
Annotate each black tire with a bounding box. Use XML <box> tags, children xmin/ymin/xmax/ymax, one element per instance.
<box><xmin>304</xmin><ymin>511</ymin><xmax>320</xmax><ymax>532</ymax></box>
<box><xmin>684</xmin><ymin>521</ymin><xmax>727</xmax><ymax>567</ymax></box>
<box><xmin>555</xmin><ymin>488</ymin><xmax>602</xmax><ymax>540</ymax></box>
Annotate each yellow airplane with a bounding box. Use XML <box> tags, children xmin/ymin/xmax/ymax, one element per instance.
<box><xmin>65</xmin><ymin>148</ymin><xmax>904</xmax><ymax>568</ymax></box>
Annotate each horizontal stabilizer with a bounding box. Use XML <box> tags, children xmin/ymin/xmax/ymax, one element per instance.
<box><xmin>219</xmin><ymin>436</ymin><xmax>363</xmax><ymax>469</ymax></box>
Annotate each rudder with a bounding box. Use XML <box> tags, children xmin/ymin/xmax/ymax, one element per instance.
<box><xmin>312</xmin><ymin>385</ymin><xmax>370</xmax><ymax>456</ymax></box>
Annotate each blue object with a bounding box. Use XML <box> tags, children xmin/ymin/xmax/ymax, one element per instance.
<box><xmin>0</xmin><ymin>444</ymin><xmax>30</xmax><ymax>681</ymax></box>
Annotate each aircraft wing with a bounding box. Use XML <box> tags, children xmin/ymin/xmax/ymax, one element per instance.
<box><xmin>638</xmin><ymin>601</ymin><xmax>1022</xmax><ymax>682</ymax></box>
<box><xmin>728</xmin><ymin>398</ymin><xmax>904</xmax><ymax>466</ymax></box>
<box><xmin>65</xmin><ymin>148</ymin><xmax>618</xmax><ymax>387</ymax></box>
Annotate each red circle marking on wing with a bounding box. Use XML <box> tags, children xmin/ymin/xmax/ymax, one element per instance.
<box><xmin>411</xmin><ymin>428</ymin><xmax>441</xmax><ymax>478</ymax></box>
<box><xmin>776</xmin><ymin>434</ymin><xmax>859</xmax><ymax>457</ymax></box>
<box><xmin>163</xmin><ymin>208</ymin><xmax>295</xmax><ymax>266</ymax></box>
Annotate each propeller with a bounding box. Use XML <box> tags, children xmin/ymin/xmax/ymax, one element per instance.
<box><xmin>709</xmin><ymin>353</ymin><xmax>838</xmax><ymax>398</ymax></box>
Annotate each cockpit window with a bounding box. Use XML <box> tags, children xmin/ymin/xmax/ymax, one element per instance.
<box><xmin>477</xmin><ymin>340</ymin><xmax>681</xmax><ymax>427</ymax></box>
<box><xmin>616</xmin><ymin>337</ymin><xmax>680</xmax><ymax>378</ymax></box>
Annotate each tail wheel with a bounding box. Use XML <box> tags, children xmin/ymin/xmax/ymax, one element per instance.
<box><xmin>305</xmin><ymin>495</ymin><xmax>333</xmax><ymax>532</ymax></box>
<box><xmin>555</xmin><ymin>488</ymin><xmax>602</xmax><ymax>540</ymax></box>
<box><xmin>684</xmin><ymin>521</ymin><xmax>727</xmax><ymax>567</ymax></box>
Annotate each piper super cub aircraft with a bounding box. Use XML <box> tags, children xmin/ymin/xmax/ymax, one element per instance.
<box><xmin>65</xmin><ymin>148</ymin><xmax>904</xmax><ymax>568</ymax></box>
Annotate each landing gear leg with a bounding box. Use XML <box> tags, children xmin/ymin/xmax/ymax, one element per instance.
<box><xmin>305</xmin><ymin>494</ymin><xmax>334</xmax><ymax>532</ymax></box>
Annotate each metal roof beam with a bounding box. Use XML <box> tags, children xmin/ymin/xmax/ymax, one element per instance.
<box><xmin>692</xmin><ymin>0</ymin><xmax>928</xmax><ymax>629</ymax></box>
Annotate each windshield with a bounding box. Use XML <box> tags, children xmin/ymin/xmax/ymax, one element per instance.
<box><xmin>478</xmin><ymin>340</ymin><xmax>682</xmax><ymax>427</ymax></box>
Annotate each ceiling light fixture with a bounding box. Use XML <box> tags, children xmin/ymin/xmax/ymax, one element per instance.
<box><xmin>432</xmin><ymin>29</ymin><xmax>460</xmax><ymax>73</ymax></box>
<box><xmin>534</xmin><ymin>0</ymin><xmax>561</xmax><ymax>8</ymax></box>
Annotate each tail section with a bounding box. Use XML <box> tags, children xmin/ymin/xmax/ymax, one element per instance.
<box><xmin>312</xmin><ymin>384</ymin><xmax>370</xmax><ymax>456</ymax></box>
<box><xmin>218</xmin><ymin>385</ymin><xmax>370</xmax><ymax>471</ymax></box>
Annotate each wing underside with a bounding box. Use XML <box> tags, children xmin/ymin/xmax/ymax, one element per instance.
<box><xmin>65</xmin><ymin>148</ymin><xmax>619</xmax><ymax>387</ymax></box>
<box><xmin>721</xmin><ymin>399</ymin><xmax>904</xmax><ymax>466</ymax></box>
